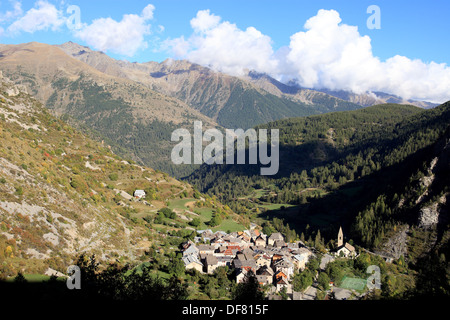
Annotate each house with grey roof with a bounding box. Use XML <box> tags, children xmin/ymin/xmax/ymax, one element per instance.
<box><xmin>182</xmin><ymin>254</ymin><xmax>203</xmax><ymax>273</ymax></box>
<box><xmin>292</xmin><ymin>254</ymin><xmax>309</xmax><ymax>271</ymax></box>
<box><xmin>320</xmin><ymin>254</ymin><xmax>335</xmax><ymax>270</ymax></box>
<box><xmin>254</xmin><ymin>235</ymin><xmax>267</xmax><ymax>247</ymax></box>
<box><xmin>233</xmin><ymin>258</ymin><xmax>257</xmax><ymax>270</ymax></box>
<box><xmin>256</xmin><ymin>265</ymin><xmax>274</xmax><ymax>285</ymax></box>
<box><xmin>205</xmin><ymin>254</ymin><xmax>219</xmax><ymax>274</ymax></box>
<box><xmin>216</xmin><ymin>255</ymin><xmax>233</xmax><ymax>268</ymax></box>
<box><xmin>255</xmin><ymin>254</ymin><xmax>271</xmax><ymax>268</ymax></box>
<box><xmin>273</xmin><ymin>258</ymin><xmax>295</xmax><ymax>279</ymax></box>
<box><xmin>273</xmin><ymin>239</ymin><xmax>285</xmax><ymax>248</ymax></box>
<box><xmin>268</xmin><ymin>232</ymin><xmax>284</xmax><ymax>246</ymax></box>
<box><xmin>292</xmin><ymin>247</ymin><xmax>313</xmax><ymax>271</ymax></box>
<box><xmin>198</xmin><ymin>244</ymin><xmax>216</xmax><ymax>255</ymax></box>
<box><xmin>182</xmin><ymin>243</ymin><xmax>199</xmax><ymax>257</ymax></box>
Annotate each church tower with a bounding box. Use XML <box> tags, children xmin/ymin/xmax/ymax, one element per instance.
<box><xmin>337</xmin><ymin>227</ymin><xmax>344</xmax><ymax>248</ymax></box>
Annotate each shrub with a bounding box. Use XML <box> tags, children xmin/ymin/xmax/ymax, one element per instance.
<box><xmin>209</xmin><ymin>215</ymin><xmax>222</xmax><ymax>227</ymax></box>
<box><xmin>189</xmin><ymin>218</ymin><xmax>201</xmax><ymax>228</ymax></box>
<box><xmin>159</xmin><ymin>207</ymin><xmax>176</xmax><ymax>219</ymax></box>
<box><xmin>109</xmin><ymin>173</ymin><xmax>119</xmax><ymax>181</ymax></box>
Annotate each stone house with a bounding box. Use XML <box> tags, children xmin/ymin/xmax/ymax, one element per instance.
<box><xmin>198</xmin><ymin>244</ymin><xmax>216</xmax><ymax>255</ymax></box>
<box><xmin>182</xmin><ymin>243</ymin><xmax>199</xmax><ymax>257</ymax></box>
<box><xmin>182</xmin><ymin>254</ymin><xmax>203</xmax><ymax>273</ymax></box>
<box><xmin>274</xmin><ymin>271</ymin><xmax>290</xmax><ymax>292</ymax></box>
<box><xmin>205</xmin><ymin>254</ymin><xmax>219</xmax><ymax>274</ymax></box>
<box><xmin>254</xmin><ymin>254</ymin><xmax>271</xmax><ymax>268</ymax></box>
<box><xmin>273</xmin><ymin>258</ymin><xmax>294</xmax><ymax>280</ymax></box>
<box><xmin>292</xmin><ymin>254</ymin><xmax>309</xmax><ymax>271</ymax></box>
<box><xmin>236</xmin><ymin>266</ymin><xmax>257</xmax><ymax>284</ymax></box>
<box><xmin>254</xmin><ymin>235</ymin><xmax>266</xmax><ymax>247</ymax></box>
<box><xmin>256</xmin><ymin>265</ymin><xmax>274</xmax><ymax>285</ymax></box>
<box><xmin>268</xmin><ymin>232</ymin><xmax>284</xmax><ymax>247</ymax></box>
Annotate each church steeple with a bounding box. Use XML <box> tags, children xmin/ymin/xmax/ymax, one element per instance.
<box><xmin>337</xmin><ymin>226</ymin><xmax>344</xmax><ymax>247</ymax></box>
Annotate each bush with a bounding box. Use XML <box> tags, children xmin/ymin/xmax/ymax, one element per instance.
<box><xmin>208</xmin><ymin>215</ymin><xmax>222</xmax><ymax>227</ymax></box>
<box><xmin>317</xmin><ymin>272</ymin><xmax>330</xmax><ymax>291</ymax></box>
<box><xmin>109</xmin><ymin>173</ymin><xmax>119</xmax><ymax>181</ymax></box>
<box><xmin>189</xmin><ymin>218</ymin><xmax>201</xmax><ymax>228</ymax></box>
<box><xmin>158</xmin><ymin>207</ymin><xmax>176</xmax><ymax>219</ymax></box>
<box><xmin>154</xmin><ymin>214</ymin><xmax>164</xmax><ymax>225</ymax></box>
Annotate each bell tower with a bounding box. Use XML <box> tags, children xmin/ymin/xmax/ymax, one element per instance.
<box><xmin>337</xmin><ymin>227</ymin><xmax>344</xmax><ymax>248</ymax></box>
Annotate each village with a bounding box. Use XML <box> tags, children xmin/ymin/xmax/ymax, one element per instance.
<box><xmin>181</xmin><ymin>224</ymin><xmax>360</xmax><ymax>300</ymax></box>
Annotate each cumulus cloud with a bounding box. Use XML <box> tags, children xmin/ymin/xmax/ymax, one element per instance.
<box><xmin>282</xmin><ymin>9</ymin><xmax>450</xmax><ymax>102</ymax></box>
<box><xmin>7</xmin><ymin>0</ymin><xmax>64</xmax><ymax>34</ymax></box>
<box><xmin>1</xmin><ymin>1</ymin><xmax>160</xmax><ymax>57</ymax></box>
<box><xmin>283</xmin><ymin>9</ymin><xmax>383</xmax><ymax>92</ymax></box>
<box><xmin>165</xmin><ymin>9</ymin><xmax>278</xmax><ymax>76</ymax></box>
<box><xmin>74</xmin><ymin>4</ymin><xmax>156</xmax><ymax>57</ymax></box>
<box><xmin>166</xmin><ymin>9</ymin><xmax>450</xmax><ymax>103</ymax></box>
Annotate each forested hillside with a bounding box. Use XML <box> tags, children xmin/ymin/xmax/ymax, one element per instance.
<box><xmin>187</xmin><ymin>102</ymin><xmax>450</xmax><ymax>249</ymax></box>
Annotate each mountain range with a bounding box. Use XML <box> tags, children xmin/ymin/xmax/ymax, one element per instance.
<box><xmin>56</xmin><ymin>42</ymin><xmax>361</xmax><ymax>128</ymax></box>
<box><xmin>0</xmin><ymin>41</ymin><xmax>438</xmax><ymax>178</ymax></box>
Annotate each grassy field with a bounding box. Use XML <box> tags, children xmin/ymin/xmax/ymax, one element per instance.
<box><xmin>212</xmin><ymin>219</ymin><xmax>245</xmax><ymax>233</ymax></box>
<box><xmin>168</xmin><ymin>198</ymin><xmax>196</xmax><ymax>210</ymax></box>
<box><xmin>166</xmin><ymin>197</ymin><xmax>245</xmax><ymax>233</ymax></box>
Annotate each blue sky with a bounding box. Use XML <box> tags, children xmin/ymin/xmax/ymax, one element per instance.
<box><xmin>0</xmin><ymin>0</ymin><xmax>449</xmax><ymax>102</ymax></box>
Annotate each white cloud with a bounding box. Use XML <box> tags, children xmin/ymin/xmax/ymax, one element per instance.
<box><xmin>141</xmin><ymin>4</ymin><xmax>155</xmax><ymax>20</ymax></box>
<box><xmin>0</xmin><ymin>0</ymin><xmax>23</xmax><ymax>23</ymax></box>
<box><xmin>7</xmin><ymin>0</ymin><xmax>64</xmax><ymax>34</ymax></box>
<box><xmin>281</xmin><ymin>9</ymin><xmax>450</xmax><ymax>102</ymax></box>
<box><xmin>74</xmin><ymin>4</ymin><xmax>156</xmax><ymax>57</ymax></box>
<box><xmin>281</xmin><ymin>9</ymin><xmax>385</xmax><ymax>93</ymax></box>
<box><xmin>165</xmin><ymin>9</ymin><xmax>278</xmax><ymax>76</ymax></box>
<box><xmin>190</xmin><ymin>9</ymin><xmax>220</xmax><ymax>32</ymax></box>
<box><xmin>165</xmin><ymin>9</ymin><xmax>450</xmax><ymax>103</ymax></box>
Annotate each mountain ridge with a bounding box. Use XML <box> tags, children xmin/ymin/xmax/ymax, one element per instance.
<box><xmin>242</xmin><ymin>70</ymin><xmax>438</xmax><ymax>109</ymax></box>
<box><xmin>56</xmin><ymin>41</ymin><xmax>364</xmax><ymax>129</ymax></box>
<box><xmin>57</xmin><ymin>41</ymin><xmax>437</xmax><ymax>112</ymax></box>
